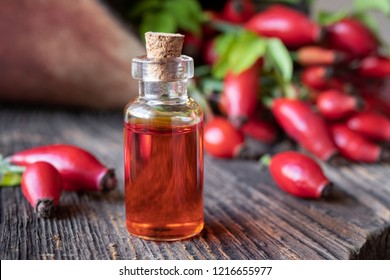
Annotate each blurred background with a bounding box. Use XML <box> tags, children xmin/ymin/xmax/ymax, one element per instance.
<box><xmin>0</xmin><ymin>0</ymin><xmax>389</xmax><ymax>111</ymax></box>
<box><xmin>315</xmin><ymin>0</ymin><xmax>389</xmax><ymax>42</ymax></box>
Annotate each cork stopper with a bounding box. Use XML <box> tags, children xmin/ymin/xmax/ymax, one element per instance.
<box><xmin>142</xmin><ymin>32</ymin><xmax>185</xmax><ymax>80</ymax></box>
<box><xmin>145</xmin><ymin>32</ymin><xmax>184</xmax><ymax>58</ymax></box>
<box><xmin>132</xmin><ymin>32</ymin><xmax>193</xmax><ymax>82</ymax></box>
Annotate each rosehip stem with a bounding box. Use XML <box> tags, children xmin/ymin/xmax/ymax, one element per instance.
<box><xmin>0</xmin><ymin>155</ymin><xmax>26</xmax><ymax>187</ymax></box>
<box><xmin>0</xmin><ymin>157</ymin><xmax>26</xmax><ymax>173</ymax></box>
<box><xmin>6</xmin><ymin>165</ymin><xmax>26</xmax><ymax>173</ymax></box>
<box><xmin>209</xmin><ymin>18</ymin><xmax>242</xmax><ymax>33</ymax></box>
<box><xmin>259</xmin><ymin>154</ymin><xmax>272</xmax><ymax>171</ymax></box>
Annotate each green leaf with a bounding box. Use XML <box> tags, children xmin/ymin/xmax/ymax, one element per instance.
<box><xmin>305</xmin><ymin>0</ymin><xmax>316</xmax><ymax>7</ymax></box>
<box><xmin>212</xmin><ymin>33</ymin><xmax>237</xmax><ymax>78</ymax></box>
<box><xmin>182</xmin><ymin>0</ymin><xmax>203</xmax><ymax>21</ymax></box>
<box><xmin>164</xmin><ymin>0</ymin><xmax>203</xmax><ymax>35</ymax></box>
<box><xmin>0</xmin><ymin>172</ymin><xmax>22</xmax><ymax>187</ymax></box>
<box><xmin>265</xmin><ymin>38</ymin><xmax>293</xmax><ymax>82</ymax></box>
<box><xmin>129</xmin><ymin>0</ymin><xmax>162</xmax><ymax>19</ymax></box>
<box><xmin>185</xmin><ymin>0</ymin><xmax>204</xmax><ymax>21</ymax></box>
<box><xmin>317</xmin><ymin>10</ymin><xmax>348</xmax><ymax>25</ymax></box>
<box><xmin>139</xmin><ymin>12</ymin><xmax>177</xmax><ymax>37</ymax></box>
<box><xmin>229</xmin><ymin>32</ymin><xmax>267</xmax><ymax>74</ymax></box>
<box><xmin>354</xmin><ymin>0</ymin><xmax>390</xmax><ymax>16</ymax></box>
<box><xmin>212</xmin><ymin>31</ymin><xmax>267</xmax><ymax>78</ymax></box>
<box><xmin>258</xmin><ymin>154</ymin><xmax>272</xmax><ymax>171</ymax></box>
<box><xmin>212</xmin><ymin>55</ymin><xmax>231</xmax><ymax>79</ymax></box>
<box><xmin>214</xmin><ymin>32</ymin><xmax>236</xmax><ymax>56</ymax></box>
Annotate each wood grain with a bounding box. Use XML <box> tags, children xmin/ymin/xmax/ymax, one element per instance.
<box><xmin>0</xmin><ymin>105</ymin><xmax>389</xmax><ymax>259</ymax></box>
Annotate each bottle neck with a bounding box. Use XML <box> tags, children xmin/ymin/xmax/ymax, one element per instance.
<box><xmin>132</xmin><ymin>55</ymin><xmax>194</xmax><ymax>102</ymax></box>
<box><xmin>139</xmin><ymin>80</ymin><xmax>188</xmax><ymax>101</ymax></box>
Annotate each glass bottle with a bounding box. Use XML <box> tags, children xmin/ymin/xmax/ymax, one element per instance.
<box><xmin>124</xmin><ymin>47</ymin><xmax>204</xmax><ymax>241</ymax></box>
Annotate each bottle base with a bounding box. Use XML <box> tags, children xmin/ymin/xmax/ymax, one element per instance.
<box><xmin>126</xmin><ymin>219</ymin><xmax>204</xmax><ymax>241</ymax></box>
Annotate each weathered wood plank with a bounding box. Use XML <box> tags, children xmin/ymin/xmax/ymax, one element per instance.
<box><xmin>0</xmin><ymin>105</ymin><xmax>389</xmax><ymax>259</ymax></box>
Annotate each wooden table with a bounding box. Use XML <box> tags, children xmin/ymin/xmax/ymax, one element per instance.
<box><xmin>0</xmin><ymin>105</ymin><xmax>389</xmax><ymax>260</ymax></box>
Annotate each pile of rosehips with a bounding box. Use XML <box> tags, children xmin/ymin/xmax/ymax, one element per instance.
<box><xmin>197</xmin><ymin>0</ymin><xmax>390</xmax><ymax>198</ymax></box>
<box><xmin>0</xmin><ymin>145</ymin><xmax>117</xmax><ymax>218</ymax></box>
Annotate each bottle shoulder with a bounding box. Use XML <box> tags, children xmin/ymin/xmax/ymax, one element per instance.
<box><xmin>124</xmin><ymin>97</ymin><xmax>203</xmax><ymax>127</ymax></box>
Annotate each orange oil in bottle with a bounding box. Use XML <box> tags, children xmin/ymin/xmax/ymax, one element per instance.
<box><xmin>124</xmin><ymin>122</ymin><xmax>203</xmax><ymax>241</ymax></box>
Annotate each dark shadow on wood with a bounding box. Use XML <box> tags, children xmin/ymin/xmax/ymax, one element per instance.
<box><xmin>355</xmin><ymin>227</ymin><xmax>390</xmax><ymax>259</ymax></box>
<box><xmin>322</xmin><ymin>187</ymin><xmax>349</xmax><ymax>204</ymax></box>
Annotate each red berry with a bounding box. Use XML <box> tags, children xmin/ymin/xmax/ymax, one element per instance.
<box><xmin>241</xmin><ymin>118</ymin><xmax>277</xmax><ymax>143</ymax></box>
<box><xmin>346</xmin><ymin>112</ymin><xmax>390</xmax><ymax>142</ymax></box>
<box><xmin>245</xmin><ymin>5</ymin><xmax>321</xmax><ymax>49</ymax></box>
<box><xmin>204</xmin><ymin>117</ymin><xmax>244</xmax><ymax>158</ymax></box>
<box><xmin>295</xmin><ymin>46</ymin><xmax>346</xmax><ymax>66</ymax></box>
<box><xmin>330</xmin><ymin>124</ymin><xmax>381</xmax><ymax>163</ymax></box>
<box><xmin>21</xmin><ymin>162</ymin><xmax>63</xmax><ymax>218</ymax></box>
<box><xmin>10</xmin><ymin>144</ymin><xmax>116</xmax><ymax>192</ymax></box>
<box><xmin>362</xmin><ymin>94</ymin><xmax>390</xmax><ymax>117</ymax></box>
<box><xmin>270</xmin><ymin>151</ymin><xmax>331</xmax><ymax>198</ymax></box>
<box><xmin>220</xmin><ymin>64</ymin><xmax>259</xmax><ymax>124</ymax></box>
<box><xmin>357</xmin><ymin>56</ymin><xmax>390</xmax><ymax>78</ymax></box>
<box><xmin>316</xmin><ymin>90</ymin><xmax>363</xmax><ymax>120</ymax></box>
<box><xmin>325</xmin><ymin>18</ymin><xmax>377</xmax><ymax>58</ymax></box>
<box><xmin>272</xmin><ymin>98</ymin><xmax>337</xmax><ymax>161</ymax></box>
<box><xmin>301</xmin><ymin>66</ymin><xmax>328</xmax><ymax>90</ymax></box>
<box><xmin>301</xmin><ymin>66</ymin><xmax>343</xmax><ymax>92</ymax></box>
<box><xmin>222</xmin><ymin>0</ymin><xmax>255</xmax><ymax>24</ymax></box>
